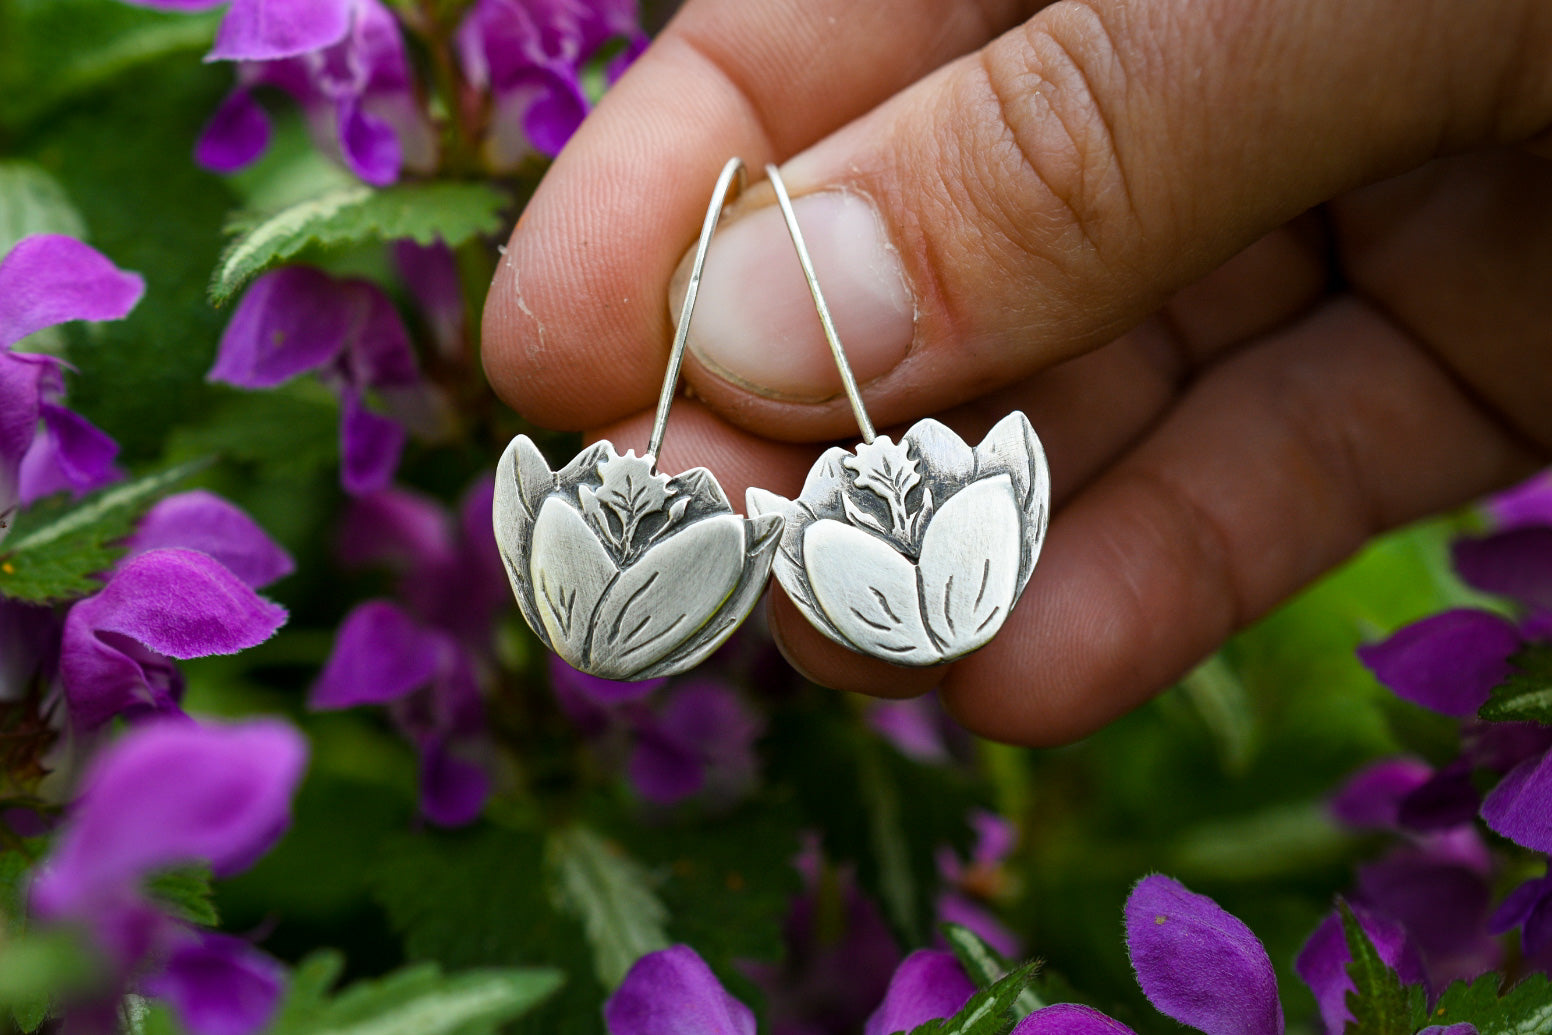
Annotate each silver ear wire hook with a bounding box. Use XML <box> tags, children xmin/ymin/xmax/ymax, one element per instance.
<box><xmin>765</xmin><ymin>164</ymin><xmax>876</xmax><ymax>444</ymax></box>
<box><xmin>647</xmin><ymin>156</ymin><xmax>747</xmax><ymax>462</ymax></box>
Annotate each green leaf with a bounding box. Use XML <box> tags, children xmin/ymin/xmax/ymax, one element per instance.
<box><xmin>145</xmin><ymin>863</ymin><xmax>218</xmax><ymax>928</ymax></box>
<box><xmin>1179</xmin><ymin>653</ymin><xmax>1257</xmax><ymax>776</ymax></box>
<box><xmin>0</xmin><ymin>931</ymin><xmax>99</xmax><ymax>1011</ymax></box>
<box><xmin>0</xmin><ymin>161</ymin><xmax>86</xmax><ymax>257</ymax></box>
<box><xmin>1431</xmin><ymin>972</ymin><xmax>1552</xmax><ymax>1035</ymax></box>
<box><xmin>1480</xmin><ymin>643</ymin><xmax>1552</xmax><ymax>725</ymax></box>
<box><xmin>0</xmin><ymin>458</ymin><xmax>209</xmax><ymax>603</ymax></box>
<box><xmin>211</xmin><ymin>181</ymin><xmax>510</xmax><ymax>304</ymax></box>
<box><xmin>269</xmin><ymin>959</ymin><xmax>563</xmax><ymax>1035</ymax></box>
<box><xmin>370</xmin><ymin>825</ymin><xmax>603</xmax><ymax>1035</ymax></box>
<box><xmin>547</xmin><ymin>824</ymin><xmax>670</xmax><ymax>991</ymax></box>
<box><xmin>1338</xmin><ymin>900</ymin><xmax>1428</xmax><ymax>1035</ymax></box>
<box><xmin>904</xmin><ymin>962</ymin><xmax>1037</xmax><ymax>1035</ymax></box>
<box><xmin>941</xmin><ymin>924</ymin><xmax>1044</xmax><ymax>1020</ymax></box>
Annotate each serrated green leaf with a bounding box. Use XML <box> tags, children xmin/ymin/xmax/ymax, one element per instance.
<box><xmin>1480</xmin><ymin>644</ymin><xmax>1552</xmax><ymax>725</ymax></box>
<box><xmin>1431</xmin><ymin>972</ymin><xmax>1552</xmax><ymax>1035</ymax></box>
<box><xmin>1338</xmin><ymin>900</ymin><xmax>1428</xmax><ymax>1035</ymax></box>
<box><xmin>145</xmin><ymin>864</ymin><xmax>218</xmax><ymax>928</ymax></box>
<box><xmin>904</xmin><ymin>961</ymin><xmax>1036</xmax><ymax>1035</ymax></box>
<box><xmin>0</xmin><ymin>161</ymin><xmax>86</xmax><ymax>257</ymax></box>
<box><xmin>547</xmin><ymin>824</ymin><xmax>670</xmax><ymax>991</ymax></box>
<box><xmin>941</xmin><ymin>924</ymin><xmax>1044</xmax><ymax>1020</ymax></box>
<box><xmin>211</xmin><ymin>181</ymin><xmax>510</xmax><ymax>304</ymax></box>
<box><xmin>270</xmin><ymin>960</ymin><xmax>563</xmax><ymax>1035</ymax></box>
<box><xmin>0</xmin><ymin>458</ymin><xmax>209</xmax><ymax>602</ymax></box>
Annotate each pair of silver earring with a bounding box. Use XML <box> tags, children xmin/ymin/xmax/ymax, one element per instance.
<box><xmin>493</xmin><ymin>158</ymin><xmax>1050</xmax><ymax>681</ymax></box>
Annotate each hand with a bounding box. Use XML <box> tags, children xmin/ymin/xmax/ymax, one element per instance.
<box><xmin>481</xmin><ymin>0</ymin><xmax>1552</xmax><ymax>745</ymax></box>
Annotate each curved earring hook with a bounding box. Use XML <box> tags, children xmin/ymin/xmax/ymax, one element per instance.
<box><xmin>765</xmin><ymin>164</ymin><xmax>877</xmax><ymax>444</ymax></box>
<box><xmin>647</xmin><ymin>156</ymin><xmax>748</xmax><ymax>461</ymax></box>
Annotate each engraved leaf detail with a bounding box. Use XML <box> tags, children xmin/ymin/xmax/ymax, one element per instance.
<box><xmin>530</xmin><ymin>497</ymin><xmax>618</xmax><ymax>667</ymax></box>
<box><xmin>804</xmin><ymin>519</ymin><xmax>940</xmax><ymax>665</ymax></box>
<box><xmin>588</xmin><ymin>514</ymin><xmax>744</xmax><ymax>679</ymax></box>
<box><xmin>918</xmin><ymin>475</ymin><xmax>1020</xmax><ymax>655</ymax></box>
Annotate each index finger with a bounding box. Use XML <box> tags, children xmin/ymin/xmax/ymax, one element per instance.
<box><xmin>481</xmin><ymin>0</ymin><xmax>1036</xmax><ymax>430</ymax></box>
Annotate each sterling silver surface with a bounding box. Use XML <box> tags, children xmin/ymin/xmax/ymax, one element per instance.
<box><xmin>493</xmin><ymin>157</ymin><xmax>781</xmax><ymax>680</ymax></box>
<box><xmin>495</xmin><ymin>437</ymin><xmax>780</xmax><ymax>679</ymax></box>
<box><xmin>747</xmin><ymin>166</ymin><xmax>1050</xmax><ymax>666</ymax></box>
<box><xmin>748</xmin><ymin>416</ymin><xmax>1047</xmax><ymax>665</ymax></box>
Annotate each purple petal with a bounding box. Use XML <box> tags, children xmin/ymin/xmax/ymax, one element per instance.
<box><xmin>310</xmin><ymin>601</ymin><xmax>442</xmax><ymax>709</ymax></box>
<box><xmin>144</xmin><ymin>933</ymin><xmax>284</xmax><ymax>1035</ymax></box>
<box><xmin>208</xmin><ymin>0</ymin><xmax>354</xmax><ymax>61</ymax></box>
<box><xmin>937</xmin><ymin>893</ymin><xmax>1022</xmax><ymax>959</ymax></box>
<box><xmin>126</xmin><ymin>491</ymin><xmax>293</xmax><ymax>589</ymax></box>
<box><xmin>0</xmin><ymin>599</ymin><xmax>60</xmax><ymax>703</ymax></box>
<box><xmin>970</xmin><ymin>810</ymin><xmax>1016</xmax><ymax>867</ymax></box>
<box><xmin>1489</xmin><ymin>874</ymin><xmax>1552</xmax><ymax>955</ymax></box>
<box><xmin>1486</xmin><ymin>472</ymin><xmax>1552</xmax><ymax>531</ymax></box>
<box><xmin>338</xmin><ymin>486</ymin><xmax>452</xmax><ymax>572</ymax></box>
<box><xmin>393</xmin><ymin>240</ymin><xmax>464</xmax><ymax>356</ymax></box>
<box><xmin>417</xmin><ymin>739</ymin><xmax>490</xmax><ymax>827</ymax></box>
<box><xmin>867</xmin><ymin>697</ymin><xmax>950</xmax><ymax>763</ymax></box>
<box><xmin>863</xmin><ymin>950</ymin><xmax>976</xmax><ymax>1035</ymax></box>
<box><xmin>1125</xmin><ymin>874</ymin><xmax>1283</xmax><ymax>1035</ymax></box>
<box><xmin>60</xmin><ymin>550</ymin><xmax>288</xmax><ymax>730</ymax></box>
<box><xmin>550</xmin><ymin>655</ymin><xmax>665</xmax><ymax>706</ymax></box>
<box><xmin>1328</xmin><ymin>758</ymin><xmax>1434</xmax><ymax>830</ymax></box>
<box><xmin>1294</xmin><ymin>907</ymin><xmax>1424</xmax><ymax>1035</ymax></box>
<box><xmin>339</xmin><ymin>390</ymin><xmax>405</xmax><ymax>495</ymax></box>
<box><xmin>1012</xmin><ymin>1005</ymin><xmax>1138</xmax><ymax>1035</ymax></box>
<box><xmin>1417</xmin><ymin>1027</ymin><xmax>1478</xmax><ymax>1035</ymax></box>
<box><xmin>1396</xmin><ymin>763</ymin><xmax>1481</xmax><ymax>831</ymax></box>
<box><xmin>209</xmin><ymin>268</ymin><xmax>354</xmax><ymax>388</ymax></box>
<box><xmin>17</xmin><ymin>401</ymin><xmax>121</xmax><ymax>505</ymax></box>
<box><xmin>1453</xmin><ymin>529</ymin><xmax>1552</xmax><ymax>613</ymax></box>
<box><xmin>1482</xmin><ymin>748</ymin><xmax>1552</xmax><ymax>854</ymax></box>
<box><xmin>629</xmin><ymin>680</ymin><xmax>762</xmax><ymax>804</ymax></box>
<box><xmin>606</xmin><ymin>945</ymin><xmax>756</xmax><ymax>1035</ymax></box>
<box><xmin>628</xmin><ymin>730</ymin><xmax>704</xmax><ymax>805</ymax></box>
<box><xmin>0</xmin><ymin>352</ymin><xmax>48</xmax><ymax>506</ymax></box>
<box><xmin>0</xmin><ymin>235</ymin><xmax>144</xmax><ymax>351</ymax></box>
<box><xmin>336</xmin><ymin>280</ymin><xmax>417</xmax><ymax>389</ymax></box>
<box><xmin>1355</xmin><ymin>853</ymin><xmax>1497</xmax><ymax>985</ymax></box>
<box><xmin>335</xmin><ymin>98</ymin><xmax>401</xmax><ymax>186</ymax></box>
<box><xmin>1356</xmin><ymin>609</ymin><xmax>1521</xmax><ymax>716</ymax></box>
<box><xmin>30</xmin><ymin>718</ymin><xmax>307</xmax><ymax>915</ymax></box>
<box><xmin>521</xmin><ymin>72</ymin><xmax>589</xmax><ymax>157</ymax></box>
<box><xmin>195</xmin><ymin>89</ymin><xmax>273</xmax><ymax>173</ymax></box>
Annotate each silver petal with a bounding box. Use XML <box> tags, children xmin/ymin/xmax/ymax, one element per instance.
<box><xmin>588</xmin><ymin>513</ymin><xmax>745</xmax><ymax>679</ymax></box>
<box><xmin>919</xmin><ymin>474</ymin><xmax>1020</xmax><ymax>656</ymax></box>
<box><xmin>529</xmin><ymin>497</ymin><xmax>618</xmax><ymax>668</ymax></box>
<box><xmin>803</xmin><ymin>519</ymin><xmax>940</xmax><ymax>665</ymax></box>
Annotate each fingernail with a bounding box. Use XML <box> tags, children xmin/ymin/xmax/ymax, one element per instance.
<box><xmin>673</xmin><ymin>190</ymin><xmax>914</xmax><ymax>401</ymax></box>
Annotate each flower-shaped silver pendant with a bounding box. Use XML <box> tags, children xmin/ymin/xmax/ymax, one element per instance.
<box><xmin>747</xmin><ymin>413</ymin><xmax>1048</xmax><ymax>666</ymax></box>
<box><xmin>495</xmin><ymin>437</ymin><xmax>782</xmax><ymax>680</ymax></box>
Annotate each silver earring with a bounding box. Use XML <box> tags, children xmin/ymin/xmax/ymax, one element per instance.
<box><xmin>746</xmin><ymin>166</ymin><xmax>1050</xmax><ymax>666</ymax></box>
<box><xmin>493</xmin><ymin>158</ymin><xmax>782</xmax><ymax>681</ymax></box>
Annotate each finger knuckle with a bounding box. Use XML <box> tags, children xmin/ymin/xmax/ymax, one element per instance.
<box><xmin>967</xmin><ymin>1</ymin><xmax>1143</xmax><ymax>270</ymax></box>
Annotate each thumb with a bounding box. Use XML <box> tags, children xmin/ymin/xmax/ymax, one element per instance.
<box><xmin>675</xmin><ymin>0</ymin><xmax>1552</xmax><ymax>439</ymax></box>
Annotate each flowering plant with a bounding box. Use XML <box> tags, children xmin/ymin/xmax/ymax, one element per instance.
<box><xmin>3</xmin><ymin>3</ymin><xmax>1552</xmax><ymax>1035</ymax></box>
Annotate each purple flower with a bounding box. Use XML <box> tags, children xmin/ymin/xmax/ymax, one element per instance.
<box><xmin>126</xmin><ymin>490</ymin><xmax>295</xmax><ymax>589</ymax></box>
<box><xmin>548</xmin><ymin>657</ymin><xmax>763</xmax><ymax>806</ymax></box>
<box><xmin>1</xmin><ymin>235</ymin><xmax>141</xmax><ymax>524</ymax></box>
<box><xmin>937</xmin><ymin>811</ymin><xmax>1021</xmax><ymax>958</ymax></box>
<box><xmin>60</xmin><ymin>549</ymin><xmax>288</xmax><ymax>730</ymax></box>
<box><xmin>1124</xmin><ymin>874</ymin><xmax>1283</xmax><ymax>1035</ymax></box>
<box><xmin>337</xmin><ymin>477</ymin><xmax>507</xmax><ymax>651</ymax></box>
<box><xmin>167</xmin><ymin>0</ymin><xmax>436</xmax><ymax>183</ymax></box>
<box><xmin>1481</xmin><ymin>747</ymin><xmax>1552</xmax><ymax>854</ymax></box>
<box><xmin>455</xmin><ymin>0</ymin><xmax>646</xmax><ymax>164</ymax></box>
<box><xmin>1486</xmin><ymin>471</ymin><xmax>1552</xmax><ymax>531</ymax></box>
<box><xmin>311</xmin><ymin>601</ymin><xmax>491</xmax><ymax>825</ymax></box>
<box><xmin>1357</xmin><ymin>609</ymin><xmax>1522</xmax><ymax>717</ymax></box>
<box><xmin>743</xmin><ymin>837</ymin><xmax>900</xmax><ymax>1035</ymax></box>
<box><xmin>606</xmin><ymin>945</ymin><xmax>755</xmax><ymax>1035</ymax></box>
<box><xmin>1489</xmin><ymin>872</ymin><xmax>1552</xmax><ymax>956</ymax></box>
<box><xmin>1453</xmin><ymin>528</ymin><xmax>1552</xmax><ymax>616</ymax></box>
<box><xmin>862</xmin><ymin>951</ymin><xmax>976</xmax><ymax>1035</ymax></box>
<box><xmin>30</xmin><ymin>718</ymin><xmax>306</xmax><ymax>1035</ymax></box>
<box><xmin>1013</xmin><ymin>1005</ymin><xmax>1138</xmax><ymax>1035</ymax></box>
<box><xmin>1352</xmin><ymin>847</ymin><xmax>1498</xmax><ymax>985</ymax></box>
<box><xmin>209</xmin><ymin>266</ymin><xmax>424</xmax><ymax>494</ymax></box>
<box><xmin>1294</xmin><ymin>906</ymin><xmax>1425</xmax><ymax>1035</ymax></box>
<box><xmin>393</xmin><ymin>240</ymin><xmax>465</xmax><ymax>358</ymax></box>
<box><xmin>867</xmin><ymin>694</ymin><xmax>951</xmax><ymax>764</ymax></box>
